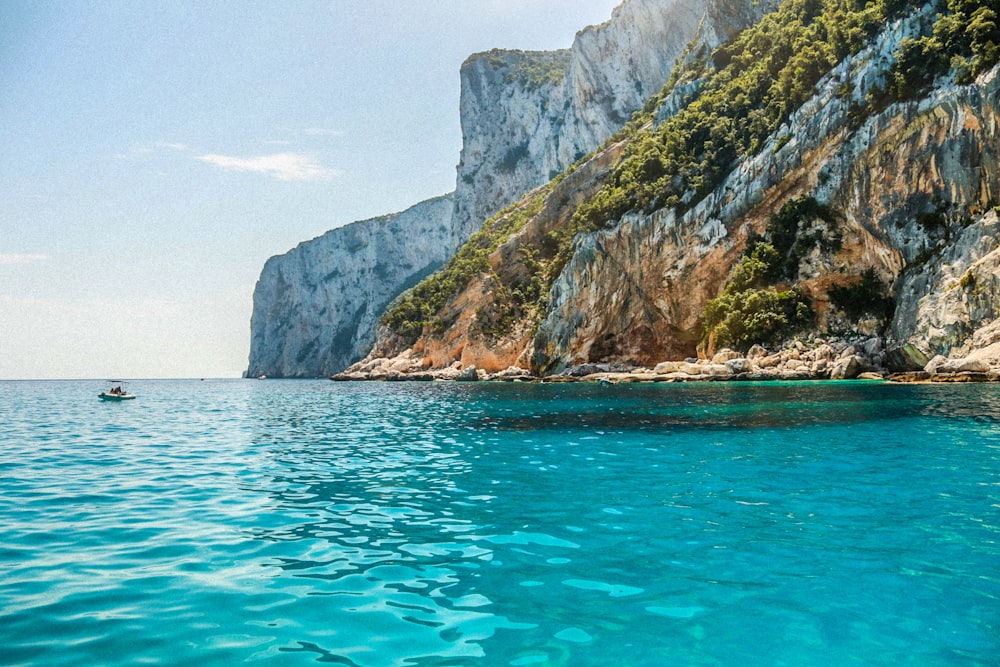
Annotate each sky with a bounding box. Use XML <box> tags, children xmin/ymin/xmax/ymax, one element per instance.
<box><xmin>0</xmin><ymin>0</ymin><xmax>622</xmax><ymax>379</ymax></box>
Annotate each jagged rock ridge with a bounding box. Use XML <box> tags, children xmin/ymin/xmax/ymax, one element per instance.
<box><xmin>452</xmin><ymin>0</ymin><xmax>781</xmax><ymax>242</ymax></box>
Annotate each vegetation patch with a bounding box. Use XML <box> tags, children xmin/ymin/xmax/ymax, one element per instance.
<box><xmin>471</xmin><ymin>248</ymin><xmax>546</xmax><ymax>343</ymax></box>
<box><xmin>888</xmin><ymin>0</ymin><xmax>1000</xmax><ymax>101</ymax></box>
<box><xmin>764</xmin><ymin>197</ymin><xmax>840</xmax><ymax>280</ymax></box>
<box><xmin>505</xmin><ymin>50</ymin><xmax>571</xmax><ymax>91</ymax></box>
<box><xmin>382</xmin><ymin>189</ymin><xmax>549</xmax><ymax>344</ymax></box>
<box><xmin>959</xmin><ymin>269</ymin><xmax>978</xmax><ymax>291</ymax></box>
<box><xmin>703</xmin><ymin>196</ymin><xmax>850</xmax><ymax>351</ymax></box>
<box><xmin>703</xmin><ymin>243</ymin><xmax>813</xmax><ymax>352</ymax></box>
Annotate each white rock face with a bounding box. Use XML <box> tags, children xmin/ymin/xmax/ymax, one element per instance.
<box><xmin>900</xmin><ymin>209</ymin><xmax>1000</xmax><ymax>357</ymax></box>
<box><xmin>247</xmin><ymin>0</ymin><xmax>781</xmax><ymax>377</ymax></box>
<box><xmin>246</xmin><ymin>195</ymin><xmax>453</xmax><ymax>378</ymax></box>
<box><xmin>453</xmin><ymin>49</ymin><xmax>572</xmax><ymax>243</ymax></box>
<box><xmin>534</xmin><ymin>7</ymin><xmax>1000</xmax><ymax>371</ymax></box>
<box><xmin>452</xmin><ymin>0</ymin><xmax>781</xmax><ymax>241</ymax></box>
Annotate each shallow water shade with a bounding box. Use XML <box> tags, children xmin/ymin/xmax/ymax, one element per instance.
<box><xmin>1</xmin><ymin>379</ymin><xmax>998</xmax><ymax>666</ymax></box>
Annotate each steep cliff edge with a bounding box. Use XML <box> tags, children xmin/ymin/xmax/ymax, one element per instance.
<box><xmin>535</xmin><ymin>65</ymin><xmax>1000</xmax><ymax>373</ymax></box>
<box><xmin>249</xmin><ymin>0</ymin><xmax>776</xmax><ymax>377</ymax></box>
<box><xmin>246</xmin><ymin>195</ymin><xmax>453</xmax><ymax>379</ymax></box>
<box><xmin>452</xmin><ymin>0</ymin><xmax>781</xmax><ymax>242</ymax></box>
<box><xmin>354</xmin><ymin>2</ymin><xmax>1000</xmax><ymax>380</ymax></box>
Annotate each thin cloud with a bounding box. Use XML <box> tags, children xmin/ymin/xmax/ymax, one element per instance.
<box><xmin>0</xmin><ymin>254</ymin><xmax>48</xmax><ymax>266</ymax></box>
<box><xmin>197</xmin><ymin>152</ymin><xmax>339</xmax><ymax>181</ymax></box>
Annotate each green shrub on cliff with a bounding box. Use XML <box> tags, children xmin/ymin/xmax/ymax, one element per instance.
<box><xmin>470</xmin><ymin>246</ymin><xmax>546</xmax><ymax>343</ymax></box>
<box><xmin>703</xmin><ymin>243</ymin><xmax>813</xmax><ymax>351</ymax></box>
<box><xmin>382</xmin><ymin>190</ymin><xmax>549</xmax><ymax>343</ymax></box>
<box><xmin>766</xmin><ymin>197</ymin><xmax>839</xmax><ymax>279</ymax></box>
<box><xmin>889</xmin><ymin>0</ymin><xmax>1000</xmax><ymax>99</ymax></box>
<box><xmin>506</xmin><ymin>51</ymin><xmax>571</xmax><ymax>91</ymax></box>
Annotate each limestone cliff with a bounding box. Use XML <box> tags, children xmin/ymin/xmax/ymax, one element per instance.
<box><xmin>537</xmin><ymin>61</ymin><xmax>1000</xmax><ymax>372</ymax></box>
<box><xmin>246</xmin><ymin>195</ymin><xmax>453</xmax><ymax>378</ymax></box>
<box><xmin>249</xmin><ymin>0</ymin><xmax>776</xmax><ymax>377</ymax></box>
<box><xmin>452</xmin><ymin>0</ymin><xmax>781</xmax><ymax>242</ymax></box>
<box><xmin>354</xmin><ymin>3</ymin><xmax>1000</xmax><ymax>379</ymax></box>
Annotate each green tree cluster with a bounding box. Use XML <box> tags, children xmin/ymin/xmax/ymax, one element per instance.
<box><xmin>505</xmin><ymin>51</ymin><xmax>571</xmax><ymax>91</ymax></box>
<box><xmin>570</xmin><ymin>0</ymin><xmax>898</xmax><ymax>238</ymax></box>
<box><xmin>470</xmin><ymin>247</ymin><xmax>546</xmax><ymax>343</ymax></box>
<box><xmin>764</xmin><ymin>197</ymin><xmax>839</xmax><ymax>280</ymax></box>
<box><xmin>889</xmin><ymin>0</ymin><xmax>1000</xmax><ymax>98</ymax></box>
<box><xmin>703</xmin><ymin>243</ymin><xmax>813</xmax><ymax>351</ymax></box>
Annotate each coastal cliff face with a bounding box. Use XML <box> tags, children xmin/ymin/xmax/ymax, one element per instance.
<box><xmin>536</xmin><ymin>65</ymin><xmax>1000</xmax><ymax>373</ymax></box>
<box><xmin>533</xmin><ymin>7</ymin><xmax>968</xmax><ymax>372</ymax></box>
<box><xmin>350</xmin><ymin>2</ymin><xmax>1000</xmax><ymax>380</ymax></box>
<box><xmin>452</xmin><ymin>0</ymin><xmax>780</xmax><ymax>242</ymax></box>
<box><xmin>246</xmin><ymin>195</ymin><xmax>453</xmax><ymax>379</ymax></box>
<box><xmin>249</xmin><ymin>0</ymin><xmax>775</xmax><ymax>377</ymax></box>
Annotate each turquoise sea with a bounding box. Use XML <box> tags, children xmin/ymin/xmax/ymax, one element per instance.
<box><xmin>1</xmin><ymin>379</ymin><xmax>998</xmax><ymax>666</ymax></box>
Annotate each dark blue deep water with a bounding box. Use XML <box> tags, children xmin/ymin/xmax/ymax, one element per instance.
<box><xmin>1</xmin><ymin>379</ymin><xmax>998</xmax><ymax>666</ymax></box>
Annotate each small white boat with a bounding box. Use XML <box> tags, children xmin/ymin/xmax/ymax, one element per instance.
<box><xmin>99</xmin><ymin>380</ymin><xmax>136</xmax><ymax>401</ymax></box>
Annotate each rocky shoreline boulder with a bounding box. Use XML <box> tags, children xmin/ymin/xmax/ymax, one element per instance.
<box><xmin>331</xmin><ymin>333</ymin><xmax>1000</xmax><ymax>384</ymax></box>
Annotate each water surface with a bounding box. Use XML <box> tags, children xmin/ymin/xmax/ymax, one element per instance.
<box><xmin>1</xmin><ymin>380</ymin><xmax>998</xmax><ymax>665</ymax></box>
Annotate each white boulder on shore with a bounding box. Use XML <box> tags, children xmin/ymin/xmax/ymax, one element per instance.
<box><xmin>331</xmin><ymin>334</ymin><xmax>1000</xmax><ymax>383</ymax></box>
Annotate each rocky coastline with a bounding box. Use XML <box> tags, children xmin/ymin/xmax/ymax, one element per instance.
<box><xmin>331</xmin><ymin>336</ymin><xmax>1000</xmax><ymax>384</ymax></box>
<box><xmin>253</xmin><ymin>3</ymin><xmax>1000</xmax><ymax>384</ymax></box>
<box><xmin>247</xmin><ymin>0</ymin><xmax>782</xmax><ymax>379</ymax></box>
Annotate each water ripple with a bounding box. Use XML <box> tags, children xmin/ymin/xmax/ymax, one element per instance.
<box><xmin>0</xmin><ymin>380</ymin><xmax>998</xmax><ymax>665</ymax></box>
